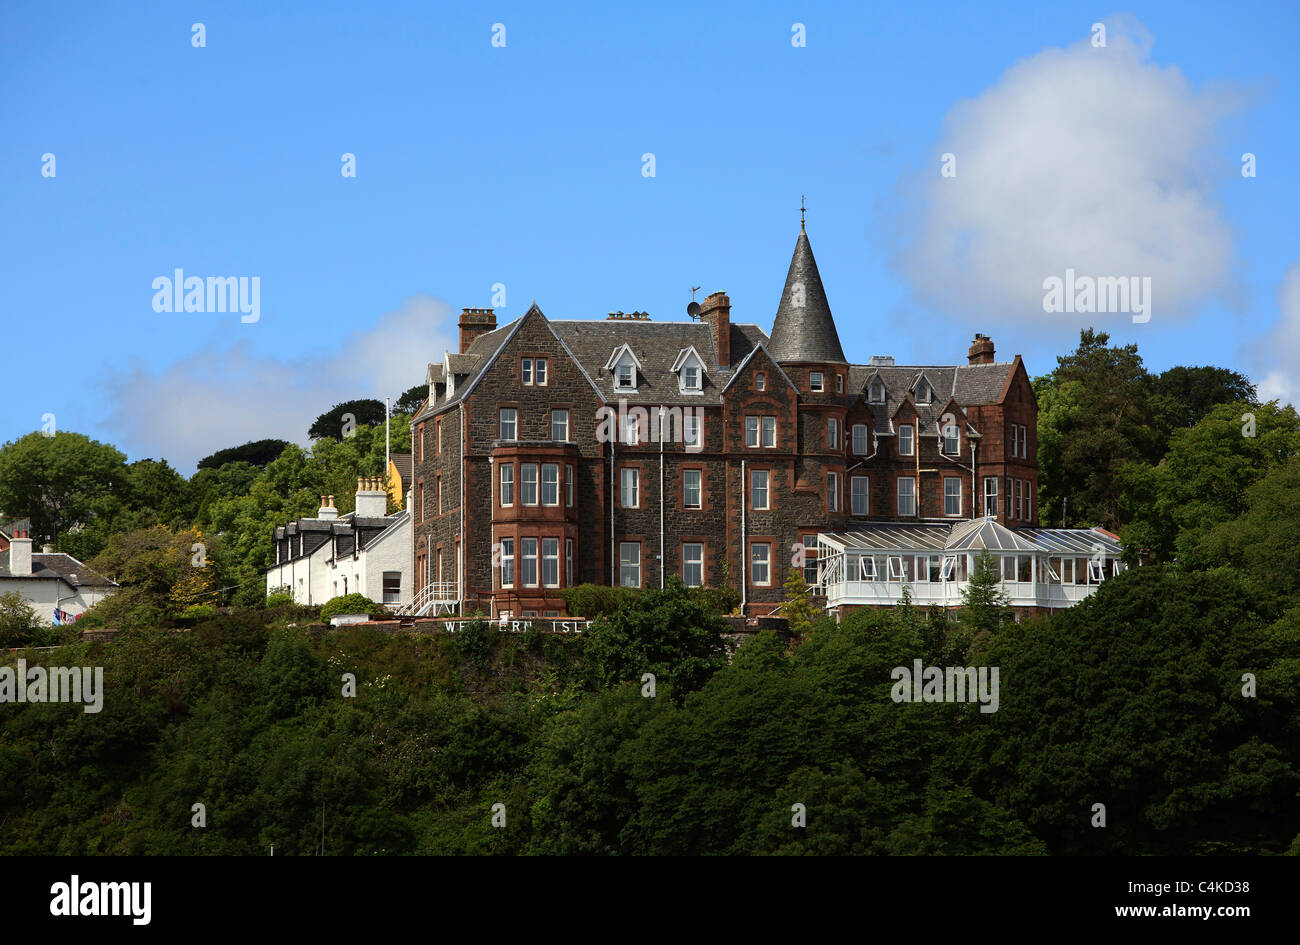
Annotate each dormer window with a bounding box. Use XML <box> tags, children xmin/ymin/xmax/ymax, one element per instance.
<box><xmin>670</xmin><ymin>346</ymin><xmax>707</xmax><ymax>394</ymax></box>
<box><xmin>869</xmin><ymin>377</ymin><xmax>885</xmax><ymax>404</ymax></box>
<box><xmin>605</xmin><ymin>344</ymin><xmax>643</xmax><ymax>392</ymax></box>
<box><xmin>916</xmin><ymin>377</ymin><xmax>933</xmax><ymax>405</ymax></box>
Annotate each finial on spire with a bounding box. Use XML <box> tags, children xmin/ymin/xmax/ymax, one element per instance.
<box><xmin>800</xmin><ymin>194</ymin><xmax>806</xmax><ymax>230</ymax></box>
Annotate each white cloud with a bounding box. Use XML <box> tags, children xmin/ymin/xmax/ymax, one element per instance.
<box><xmin>887</xmin><ymin>16</ymin><xmax>1247</xmax><ymax>328</ymax></box>
<box><xmin>1256</xmin><ymin>262</ymin><xmax>1300</xmax><ymax>407</ymax></box>
<box><xmin>100</xmin><ymin>295</ymin><xmax>458</xmax><ymax>472</ymax></box>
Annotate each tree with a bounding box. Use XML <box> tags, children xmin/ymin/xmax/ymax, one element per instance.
<box><xmin>778</xmin><ymin>569</ymin><xmax>818</xmax><ymax>638</ymax></box>
<box><xmin>960</xmin><ymin>551</ymin><xmax>1010</xmax><ymax>643</ymax></box>
<box><xmin>308</xmin><ymin>400</ymin><xmax>386</xmax><ymax>441</ymax></box>
<box><xmin>198</xmin><ymin>439</ymin><xmax>292</xmax><ymax>470</ymax></box>
<box><xmin>1034</xmin><ymin>329</ymin><xmax>1155</xmax><ymax>529</ymax></box>
<box><xmin>1120</xmin><ymin>401</ymin><xmax>1300</xmax><ymax>564</ymax></box>
<box><xmin>0</xmin><ymin>432</ymin><xmax>129</xmax><ymax>546</ymax></box>
<box><xmin>1149</xmin><ymin>365</ymin><xmax>1257</xmax><ymax>455</ymax></box>
<box><xmin>0</xmin><ymin>592</ymin><xmax>64</xmax><ymax>647</ymax></box>
<box><xmin>393</xmin><ymin>385</ymin><xmax>428</xmax><ymax>416</ymax></box>
<box><xmin>82</xmin><ymin>525</ymin><xmax>217</xmax><ymax>628</ymax></box>
<box><xmin>581</xmin><ymin>580</ymin><xmax>730</xmax><ymax>698</ymax></box>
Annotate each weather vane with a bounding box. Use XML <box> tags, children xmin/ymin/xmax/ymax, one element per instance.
<box><xmin>800</xmin><ymin>194</ymin><xmax>806</xmax><ymax>227</ymax></box>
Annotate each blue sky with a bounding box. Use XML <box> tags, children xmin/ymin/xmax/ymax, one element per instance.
<box><xmin>3</xmin><ymin>1</ymin><xmax>1297</xmax><ymax>471</ymax></box>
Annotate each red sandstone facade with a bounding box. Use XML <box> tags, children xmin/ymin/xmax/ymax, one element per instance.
<box><xmin>410</xmin><ymin>226</ymin><xmax>1038</xmax><ymax>617</ymax></box>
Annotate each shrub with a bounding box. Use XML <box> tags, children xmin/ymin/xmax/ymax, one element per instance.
<box><xmin>180</xmin><ymin>603</ymin><xmax>218</xmax><ymax>620</ymax></box>
<box><xmin>560</xmin><ymin>584</ymin><xmax>642</xmax><ymax>618</ymax></box>
<box><xmin>320</xmin><ymin>593</ymin><xmax>386</xmax><ymax>621</ymax></box>
<box><xmin>265</xmin><ymin>591</ymin><xmax>294</xmax><ymax>608</ymax></box>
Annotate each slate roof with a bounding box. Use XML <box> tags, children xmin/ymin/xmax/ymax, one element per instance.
<box><xmin>414</xmin><ymin>316</ymin><xmax>524</xmax><ymax>422</ymax></box>
<box><xmin>389</xmin><ymin>452</ymin><xmax>412</xmax><ymax>488</ymax></box>
<box><xmin>848</xmin><ymin>361</ymin><xmax>1016</xmax><ymax>436</ymax></box>
<box><xmin>551</xmin><ymin>319</ymin><xmax>734</xmax><ymax>405</ymax></box>
<box><xmin>272</xmin><ymin>510</ymin><xmax>409</xmax><ymax>564</ymax></box>
<box><xmin>0</xmin><ymin>517</ymin><xmax>30</xmax><ymax>539</ymax></box>
<box><xmin>0</xmin><ymin>550</ymin><xmax>117</xmax><ymax>588</ymax></box>
<box><xmin>768</xmin><ymin>226</ymin><xmax>847</xmax><ymax>364</ymax></box>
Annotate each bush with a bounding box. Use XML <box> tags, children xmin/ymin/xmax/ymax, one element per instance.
<box><xmin>560</xmin><ymin>584</ymin><xmax>642</xmax><ymax>618</ymax></box>
<box><xmin>180</xmin><ymin>603</ymin><xmax>218</xmax><ymax>620</ymax></box>
<box><xmin>320</xmin><ymin>593</ymin><xmax>386</xmax><ymax>621</ymax></box>
<box><xmin>265</xmin><ymin>591</ymin><xmax>294</xmax><ymax>608</ymax></box>
<box><xmin>0</xmin><ymin>592</ymin><xmax>64</xmax><ymax>647</ymax></box>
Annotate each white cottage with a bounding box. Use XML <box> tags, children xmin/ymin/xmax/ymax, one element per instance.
<box><xmin>0</xmin><ymin>521</ymin><xmax>118</xmax><ymax>624</ymax></box>
<box><xmin>265</xmin><ymin>479</ymin><xmax>412</xmax><ymax>609</ymax></box>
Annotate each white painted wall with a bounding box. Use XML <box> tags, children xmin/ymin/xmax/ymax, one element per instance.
<box><xmin>0</xmin><ymin>578</ymin><xmax>116</xmax><ymax>624</ymax></box>
<box><xmin>264</xmin><ymin>512</ymin><xmax>411</xmax><ymax>608</ymax></box>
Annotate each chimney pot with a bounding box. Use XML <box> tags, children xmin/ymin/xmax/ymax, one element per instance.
<box><xmin>968</xmin><ymin>334</ymin><xmax>996</xmax><ymax>365</ymax></box>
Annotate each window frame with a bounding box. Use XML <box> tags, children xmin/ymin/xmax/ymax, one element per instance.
<box><xmin>750</xmin><ymin>542</ymin><xmax>771</xmax><ymax>586</ymax></box>
<box><xmin>551</xmin><ymin>408</ymin><xmax>569</xmax><ymax>443</ymax></box>
<box><xmin>499</xmin><ymin>407</ymin><xmax>517</xmax><ymax>441</ymax></box>
<box><xmin>521</xmin><ymin>537</ymin><xmax>539</xmax><ymax>587</ymax></box>
<box><xmin>521</xmin><ymin>463</ymin><xmax>539</xmax><ymax>506</ymax></box>
<box><xmin>897</xmin><ymin>476</ymin><xmax>916</xmax><ymax>517</ymax></box>
<box><xmin>851</xmin><ymin>475</ymin><xmax>869</xmax><ymax>516</ymax></box>
<box><xmin>810</xmin><ymin>371</ymin><xmax>824</xmax><ymax>392</ymax></box>
<box><xmin>620</xmin><ymin>467</ymin><xmax>640</xmax><ymax>509</ymax></box>
<box><xmin>750</xmin><ymin>468</ymin><xmax>770</xmax><ymax>510</ymax></box>
<box><xmin>499</xmin><ymin>464</ymin><xmax>514</xmax><ymax>506</ymax></box>
<box><xmin>619</xmin><ymin>542</ymin><xmax>641</xmax><ymax>588</ymax></box>
<box><xmin>683</xmin><ymin>468</ymin><xmax>702</xmax><ymax>509</ymax></box>
<box><xmin>541</xmin><ymin>463</ymin><xmax>560</xmax><ymax>506</ymax></box>
<box><xmin>898</xmin><ymin>423</ymin><xmax>914</xmax><ymax>457</ymax></box>
<box><xmin>943</xmin><ymin>477</ymin><xmax>962</xmax><ymax>517</ymax></box>
<box><xmin>499</xmin><ymin>537</ymin><xmax>515</xmax><ymax>587</ymax></box>
<box><xmin>682</xmin><ymin>542</ymin><xmax>704</xmax><ymax>587</ymax></box>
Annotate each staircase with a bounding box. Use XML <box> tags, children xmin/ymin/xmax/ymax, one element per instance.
<box><xmin>394</xmin><ymin>582</ymin><xmax>459</xmax><ymax>617</ymax></box>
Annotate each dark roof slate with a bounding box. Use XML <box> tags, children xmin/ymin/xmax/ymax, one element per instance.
<box><xmin>0</xmin><ymin>551</ymin><xmax>117</xmax><ymax>587</ymax></box>
<box><xmin>768</xmin><ymin>227</ymin><xmax>847</xmax><ymax>364</ymax></box>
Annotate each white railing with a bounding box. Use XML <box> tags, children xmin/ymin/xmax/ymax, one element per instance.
<box><xmin>823</xmin><ymin>579</ymin><xmax>1101</xmax><ymax>610</ymax></box>
<box><xmin>394</xmin><ymin>582</ymin><xmax>459</xmax><ymax>617</ymax></box>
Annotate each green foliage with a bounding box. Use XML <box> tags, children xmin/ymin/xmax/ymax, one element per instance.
<box><xmin>581</xmin><ymin>581</ymin><xmax>730</xmax><ymax>697</ymax></box>
<box><xmin>309</xmin><ymin>399</ymin><xmax>387</xmax><ymax>441</ymax></box>
<box><xmin>779</xmin><ymin>569</ymin><xmax>818</xmax><ymax>637</ymax></box>
<box><xmin>393</xmin><ymin>384</ymin><xmax>428</xmax><ymax>416</ymax></box>
<box><xmin>81</xmin><ymin>525</ymin><xmax>219</xmax><ymax>629</ymax></box>
<box><xmin>0</xmin><ymin>592</ymin><xmax>67</xmax><ymax>647</ymax></box>
<box><xmin>0</xmin><ymin>431</ymin><xmax>129</xmax><ymax>546</ymax></box>
<box><xmin>959</xmin><ymin>551</ymin><xmax>1010</xmax><ymax>645</ymax></box>
<box><xmin>319</xmin><ymin>593</ymin><xmax>386</xmax><ymax>620</ymax></box>
<box><xmin>265</xmin><ymin>591</ymin><xmax>294</xmax><ymax>608</ymax></box>
<box><xmin>197</xmin><ymin>439</ymin><xmax>293</xmax><ymax>470</ymax></box>
<box><xmin>559</xmin><ymin>584</ymin><xmax>643</xmax><ymax>618</ymax></box>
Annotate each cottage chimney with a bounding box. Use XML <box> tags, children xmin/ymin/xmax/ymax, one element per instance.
<box><xmin>968</xmin><ymin>334</ymin><xmax>995</xmax><ymax>365</ymax></box>
<box><xmin>318</xmin><ymin>495</ymin><xmax>338</xmax><ymax>521</ymax></box>
<box><xmin>9</xmin><ymin>528</ymin><xmax>32</xmax><ymax>577</ymax></box>
<box><xmin>355</xmin><ymin>478</ymin><xmax>388</xmax><ymax>518</ymax></box>
<box><xmin>698</xmin><ymin>291</ymin><xmax>730</xmax><ymax>368</ymax></box>
<box><xmin>459</xmin><ymin>307</ymin><xmax>497</xmax><ymax>354</ymax></box>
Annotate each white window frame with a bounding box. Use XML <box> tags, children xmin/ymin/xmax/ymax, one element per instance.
<box><xmin>869</xmin><ymin>377</ymin><xmax>885</xmax><ymax>404</ymax></box>
<box><xmin>828</xmin><ymin>471</ymin><xmax>839</xmax><ymax>512</ymax></box>
<box><xmin>750</xmin><ymin>542</ymin><xmax>771</xmax><ymax>586</ymax></box>
<box><xmin>942</xmin><ymin>425</ymin><xmax>960</xmax><ymax>456</ymax></box>
<box><xmin>828</xmin><ymin>418</ymin><xmax>839</xmax><ymax>450</ymax></box>
<box><xmin>615</xmin><ymin>357</ymin><xmax>636</xmax><ymax>391</ymax></box>
<box><xmin>522</xmin><ymin>538</ymin><xmax>539</xmax><ymax>587</ymax></box>
<box><xmin>542</xmin><ymin>537</ymin><xmax>559</xmax><ymax>587</ymax></box>
<box><xmin>750</xmin><ymin>469</ymin><xmax>770</xmax><ymax>510</ymax></box>
<box><xmin>500</xmin><ymin>464</ymin><xmax>514</xmax><ymax>506</ymax></box>
<box><xmin>745</xmin><ymin>416</ymin><xmax>760</xmax><ymax>448</ymax></box>
<box><xmin>499</xmin><ymin>407</ymin><xmax>517</xmax><ymax>441</ymax></box>
<box><xmin>897</xmin><ymin>477</ymin><xmax>916</xmax><ymax>517</ymax></box>
<box><xmin>541</xmin><ymin>463</ymin><xmax>560</xmax><ymax>506</ymax></box>
<box><xmin>682</xmin><ymin>543</ymin><xmax>704</xmax><ymax>587</ymax></box>
<box><xmin>851</xmin><ymin>475</ymin><xmax>869</xmax><ymax>516</ymax></box>
<box><xmin>684</xmin><ymin>413</ymin><xmax>701</xmax><ymax>448</ymax></box>
<box><xmin>943</xmin><ymin>477</ymin><xmax>961</xmax><ymax>517</ymax></box>
<box><xmin>683</xmin><ymin>469</ymin><xmax>702</xmax><ymax>509</ymax></box>
<box><xmin>521</xmin><ymin>359</ymin><xmax>533</xmax><ymax>385</ymax></box>
<box><xmin>620</xmin><ymin>467</ymin><xmax>640</xmax><ymax>508</ymax></box>
<box><xmin>983</xmin><ymin>477</ymin><xmax>998</xmax><ymax>516</ymax></box>
<box><xmin>898</xmin><ymin>424</ymin><xmax>914</xmax><ymax>456</ymax></box>
<box><xmin>566</xmin><ymin>464</ymin><xmax>575</xmax><ymax>507</ymax></box>
<box><xmin>619</xmin><ymin>542</ymin><xmax>641</xmax><ymax>588</ymax></box>
<box><xmin>535</xmin><ymin>358</ymin><xmax>547</xmax><ymax>386</ymax></box>
<box><xmin>852</xmin><ymin>424</ymin><xmax>869</xmax><ymax>455</ymax></box>
<box><xmin>810</xmin><ymin>372</ymin><xmax>824</xmax><ymax>392</ymax></box>
<box><xmin>522</xmin><ymin>463</ymin><xmax>539</xmax><ymax>506</ymax></box>
<box><xmin>566</xmin><ymin>538</ymin><xmax>574</xmax><ymax>586</ymax></box>
<box><xmin>761</xmin><ymin>416</ymin><xmax>776</xmax><ymax>448</ymax></box>
<box><xmin>499</xmin><ymin>538</ymin><xmax>515</xmax><ymax>587</ymax></box>
<box><xmin>551</xmin><ymin>409</ymin><xmax>569</xmax><ymax>442</ymax></box>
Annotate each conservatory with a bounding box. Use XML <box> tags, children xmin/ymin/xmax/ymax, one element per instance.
<box><xmin>814</xmin><ymin>517</ymin><xmax>1124</xmax><ymax>612</ymax></box>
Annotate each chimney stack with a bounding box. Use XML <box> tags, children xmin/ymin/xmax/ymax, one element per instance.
<box><xmin>355</xmin><ymin>478</ymin><xmax>388</xmax><ymax>518</ymax></box>
<box><xmin>318</xmin><ymin>495</ymin><xmax>338</xmax><ymax>521</ymax></box>
<box><xmin>968</xmin><ymin>334</ymin><xmax>995</xmax><ymax>365</ymax></box>
<box><xmin>698</xmin><ymin>292</ymin><xmax>731</xmax><ymax>368</ymax></box>
<box><xmin>9</xmin><ymin>528</ymin><xmax>31</xmax><ymax>577</ymax></box>
<box><xmin>459</xmin><ymin>307</ymin><xmax>497</xmax><ymax>353</ymax></box>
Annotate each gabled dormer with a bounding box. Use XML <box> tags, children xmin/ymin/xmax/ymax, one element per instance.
<box><xmin>669</xmin><ymin>346</ymin><xmax>707</xmax><ymax>394</ymax></box>
<box><xmin>912</xmin><ymin>372</ymin><xmax>936</xmax><ymax>406</ymax></box>
<box><xmin>866</xmin><ymin>372</ymin><xmax>886</xmax><ymax>405</ymax></box>
<box><xmin>605</xmin><ymin>344</ymin><xmax>643</xmax><ymax>391</ymax></box>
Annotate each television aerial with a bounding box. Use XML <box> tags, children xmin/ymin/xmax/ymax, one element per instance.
<box><xmin>686</xmin><ymin>286</ymin><xmax>702</xmax><ymax>319</ymax></box>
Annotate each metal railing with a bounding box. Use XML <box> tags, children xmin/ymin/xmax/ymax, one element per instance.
<box><xmin>394</xmin><ymin>581</ymin><xmax>459</xmax><ymax>617</ymax></box>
